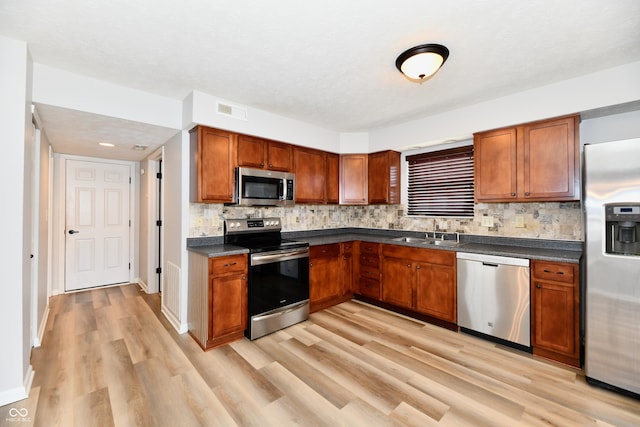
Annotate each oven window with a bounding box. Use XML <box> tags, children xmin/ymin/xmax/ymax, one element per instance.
<box><xmin>243</xmin><ymin>177</ymin><xmax>280</xmax><ymax>199</ymax></box>
<box><xmin>248</xmin><ymin>258</ymin><xmax>309</xmax><ymax>315</ymax></box>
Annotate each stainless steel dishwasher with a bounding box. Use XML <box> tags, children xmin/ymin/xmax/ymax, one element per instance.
<box><xmin>456</xmin><ymin>252</ymin><xmax>531</xmax><ymax>348</ymax></box>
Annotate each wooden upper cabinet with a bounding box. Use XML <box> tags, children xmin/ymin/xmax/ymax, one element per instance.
<box><xmin>522</xmin><ymin>116</ymin><xmax>579</xmax><ymax>200</ymax></box>
<box><xmin>474</xmin><ymin>128</ymin><xmax>518</xmax><ymax>201</ymax></box>
<box><xmin>237</xmin><ymin>135</ymin><xmax>292</xmax><ymax>172</ymax></box>
<box><xmin>326</xmin><ymin>152</ymin><xmax>340</xmax><ymax>204</ymax></box>
<box><xmin>190</xmin><ymin>126</ymin><xmax>237</xmax><ymax>203</ymax></box>
<box><xmin>474</xmin><ymin>114</ymin><xmax>579</xmax><ymax>202</ymax></box>
<box><xmin>340</xmin><ymin>154</ymin><xmax>368</xmax><ymax>205</ymax></box>
<box><xmin>266</xmin><ymin>141</ymin><xmax>292</xmax><ymax>171</ymax></box>
<box><xmin>368</xmin><ymin>150</ymin><xmax>401</xmax><ymax>204</ymax></box>
<box><xmin>293</xmin><ymin>146</ymin><xmax>326</xmax><ymax>204</ymax></box>
<box><xmin>237</xmin><ymin>134</ymin><xmax>266</xmax><ymax>169</ymax></box>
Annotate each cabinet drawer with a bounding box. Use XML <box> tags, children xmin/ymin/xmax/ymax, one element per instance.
<box><xmin>532</xmin><ymin>260</ymin><xmax>575</xmax><ymax>284</ymax></box>
<box><xmin>310</xmin><ymin>243</ymin><xmax>340</xmax><ymax>258</ymax></box>
<box><xmin>360</xmin><ymin>242</ymin><xmax>380</xmax><ymax>255</ymax></box>
<box><xmin>360</xmin><ymin>266</ymin><xmax>380</xmax><ymax>280</ymax></box>
<box><xmin>359</xmin><ymin>277</ymin><xmax>380</xmax><ymax>299</ymax></box>
<box><xmin>209</xmin><ymin>255</ymin><xmax>247</xmax><ymax>276</ymax></box>
<box><xmin>360</xmin><ymin>254</ymin><xmax>380</xmax><ymax>268</ymax></box>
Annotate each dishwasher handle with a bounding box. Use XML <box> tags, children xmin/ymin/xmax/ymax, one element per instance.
<box><xmin>482</xmin><ymin>262</ymin><xmax>499</xmax><ymax>267</ymax></box>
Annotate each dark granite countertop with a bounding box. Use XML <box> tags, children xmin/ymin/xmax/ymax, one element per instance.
<box><xmin>187</xmin><ymin>228</ymin><xmax>582</xmax><ymax>263</ymax></box>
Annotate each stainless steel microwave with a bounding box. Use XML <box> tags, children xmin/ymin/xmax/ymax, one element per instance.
<box><xmin>234</xmin><ymin>167</ymin><xmax>295</xmax><ymax>206</ymax></box>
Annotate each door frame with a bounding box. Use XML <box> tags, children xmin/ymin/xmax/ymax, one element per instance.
<box><xmin>146</xmin><ymin>147</ymin><xmax>164</xmax><ymax>294</ymax></box>
<box><xmin>51</xmin><ymin>154</ymin><xmax>137</xmax><ymax>295</ymax></box>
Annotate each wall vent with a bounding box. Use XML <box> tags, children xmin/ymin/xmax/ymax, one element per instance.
<box><xmin>217</xmin><ymin>102</ymin><xmax>248</xmax><ymax>121</ymax></box>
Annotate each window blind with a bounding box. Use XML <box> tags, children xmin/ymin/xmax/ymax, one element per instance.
<box><xmin>406</xmin><ymin>145</ymin><xmax>474</xmax><ymax>217</ymax></box>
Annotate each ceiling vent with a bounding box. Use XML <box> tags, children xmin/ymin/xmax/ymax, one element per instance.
<box><xmin>217</xmin><ymin>102</ymin><xmax>248</xmax><ymax>121</ymax></box>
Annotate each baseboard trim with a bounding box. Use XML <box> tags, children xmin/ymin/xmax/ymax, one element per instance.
<box><xmin>33</xmin><ymin>304</ymin><xmax>50</xmax><ymax>348</ymax></box>
<box><xmin>0</xmin><ymin>365</ymin><xmax>33</xmax><ymax>407</ymax></box>
<box><xmin>161</xmin><ymin>305</ymin><xmax>188</xmax><ymax>334</ymax></box>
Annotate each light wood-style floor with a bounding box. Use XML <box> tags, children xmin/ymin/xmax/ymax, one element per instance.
<box><xmin>2</xmin><ymin>284</ymin><xmax>639</xmax><ymax>426</ymax></box>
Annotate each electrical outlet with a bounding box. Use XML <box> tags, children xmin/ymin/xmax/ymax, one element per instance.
<box><xmin>195</xmin><ymin>216</ymin><xmax>203</xmax><ymax>227</ymax></box>
<box><xmin>514</xmin><ymin>215</ymin><xmax>525</xmax><ymax>228</ymax></box>
<box><xmin>481</xmin><ymin>215</ymin><xmax>494</xmax><ymax>227</ymax></box>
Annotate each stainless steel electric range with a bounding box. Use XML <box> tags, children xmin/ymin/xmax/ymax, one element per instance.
<box><xmin>224</xmin><ymin>218</ymin><xmax>310</xmax><ymax>340</ymax></box>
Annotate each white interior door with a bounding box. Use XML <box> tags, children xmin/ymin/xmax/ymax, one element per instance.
<box><xmin>65</xmin><ymin>159</ymin><xmax>130</xmax><ymax>291</ymax></box>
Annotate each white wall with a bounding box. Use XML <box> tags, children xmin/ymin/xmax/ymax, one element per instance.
<box><xmin>185</xmin><ymin>90</ymin><xmax>341</xmax><ymax>152</ymax></box>
<box><xmin>369</xmin><ymin>61</ymin><xmax>640</xmax><ymax>152</ymax></box>
<box><xmin>0</xmin><ymin>35</ymin><xmax>33</xmax><ymax>406</ymax></box>
<box><xmin>162</xmin><ymin>131</ymin><xmax>189</xmax><ymax>333</ymax></box>
<box><xmin>580</xmin><ymin>109</ymin><xmax>640</xmax><ymax>145</ymax></box>
<box><xmin>34</xmin><ymin>128</ymin><xmax>52</xmax><ymax>347</ymax></box>
<box><xmin>33</xmin><ymin>64</ymin><xmax>182</xmax><ymax>129</ymax></box>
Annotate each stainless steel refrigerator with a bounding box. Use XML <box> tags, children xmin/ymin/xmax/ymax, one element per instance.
<box><xmin>584</xmin><ymin>138</ymin><xmax>640</xmax><ymax>396</ymax></box>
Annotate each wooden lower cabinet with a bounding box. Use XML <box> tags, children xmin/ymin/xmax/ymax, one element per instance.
<box><xmin>309</xmin><ymin>243</ymin><xmax>343</xmax><ymax>312</ymax></box>
<box><xmin>531</xmin><ymin>260</ymin><xmax>580</xmax><ymax>367</ymax></box>
<box><xmin>381</xmin><ymin>245</ymin><xmax>456</xmax><ymax>323</ymax></box>
<box><xmin>341</xmin><ymin>241</ymin><xmax>356</xmax><ymax>296</ymax></box>
<box><xmin>188</xmin><ymin>253</ymin><xmax>248</xmax><ymax>350</ymax></box>
<box><xmin>357</xmin><ymin>242</ymin><xmax>381</xmax><ymax>299</ymax></box>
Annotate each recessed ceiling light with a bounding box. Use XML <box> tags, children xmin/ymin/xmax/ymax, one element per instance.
<box><xmin>99</xmin><ymin>142</ymin><xmax>115</xmax><ymax>147</ymax></box>
<box><xmin>133</xmin><ymin>144</ymin><xmax>148</xmax><ymax>151</ymax></box>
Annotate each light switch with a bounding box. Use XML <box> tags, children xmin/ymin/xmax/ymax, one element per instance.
<box><xmin>514</xmin><ymin>215</ymin><xmax>525</xmax><ymax>228</ymax></box>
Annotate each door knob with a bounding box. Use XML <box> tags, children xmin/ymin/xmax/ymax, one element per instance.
<box><xmin>68</xmin><ymin>229</ymin><xmax>79</xmax><ymax>234</ymax></box>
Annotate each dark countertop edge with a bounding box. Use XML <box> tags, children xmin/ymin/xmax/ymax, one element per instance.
<box><xmin>187</xmin><ymin>228</ymin><xmax>582</xmax><ymax>263</ymax></box>
<box><xmin>187</xmin><ymin>244</ymin><xmax>248</xmax><ymax>257</ymax></box>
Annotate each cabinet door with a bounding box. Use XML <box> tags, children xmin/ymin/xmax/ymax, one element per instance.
<box><xmin>381</xmin><ymin>257</ymin><xmax>414</xmax><ymax>309</ymax></box>
<box><xmin>474</xmin><ymin>128</ymin><xmax>517</xmax><ymax>201</ymax></box>
<box><xmin>310</xmin><ymin>244</ymin><xmax>342</xmax><ymax>311</ymax></box>
<box><xmin>523</xmin><ymin>115</ymin><xmax>578</xmax><ymax>200</ymax></box>
<box><xmin>532</xmin><ymin>279</ymin><xmax>577</xmax><ymax>356</ymax></box>
<box><xmin>341</xmin><ymin>242</ymin><xmax>355</xmax><ymax>296</ymax></box>
<box><xmin>294</xmin><ymin>147</ymin><xmax>326</xmax><ymax>204</ymax></box>
<box><xmin>340</xmin><ymin>154</ymin><xmax>368</xmax><ymax>205</ymax></box>
<box><xmin>415</xmin><ymin>263</ymin><xmax>456</xmax><ymax>322</ymax></box>
<box><xmin>326</xmin><ymin>152</ymin><xmax>340</xmax><ymax>204</ymax></box>
<box><xmin>237</xmin><ymin>134</ymin><xmax>266</xmax><ymax>168</ymax></box>
<box><xmin>210</xmin><ymin>273</ymin><xmax>247</xmax><ymax>338</ymax></box>
<box><xmin>368</xmin><ymin>151</ymin><xmax>400</xmax><ymax>204</ymax></box>
<box><xmin>267</xmin><ymin>141</ymin><xmax>292</xmax><ymax>171</ymax></box>
<box><xmin>192</xmin><ymin>126</ymin><xmax>237</xmax><ymax>203</ymax></box>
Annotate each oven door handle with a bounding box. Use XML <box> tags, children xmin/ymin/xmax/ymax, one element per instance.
<box><xmin>251</xmin><ymin>248</ymin><xmax>309</xmax><ymax>265</ymax></box>
<box><xmin>251</xmin><ymin>301</ymin><xmax>309</xmax><ymax>322</ymax></box>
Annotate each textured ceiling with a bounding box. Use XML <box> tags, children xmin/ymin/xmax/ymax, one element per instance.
<box><xmin>2</xmin><ymin>0</ymin><xmax>640</xmax><ymax>159</ymax></box>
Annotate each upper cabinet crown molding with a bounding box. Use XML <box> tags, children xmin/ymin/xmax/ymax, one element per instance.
<box><xmin>474</xmin><ymin>114</ymin><xmax>580</xmax><ymax>202</ymax></box>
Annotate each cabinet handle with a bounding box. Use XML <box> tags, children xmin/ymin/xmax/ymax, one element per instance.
<box><xmin>242</xmin><ymin>275</ymin><xmax>247</xmax><ymax>280</ymax></box>
<box><xmin>416</xmin><ymin>265</ymin><xmax>421</xmax><ymax>270</ymax></box>
<box><xmin>525</xmin><ymin>192</ymin><xmax>530</xmax><ymax>196</ymax></box>
<box><xmin>269</xmin><ymin>164</ymin><xmax>273</xmax><ymax>168</ymax></box>
<box><xmin>223</xmin><ymin>262</ymin><xmax>237</xmax><ymax>267</ymax></box>
<box><xmin>511</xmin><ymin>192</ymin><xmax>516</xmax><ymax>197</ymax></box>
<box><xmin>407</xmin><ymin>264</ymin><xmax>412</xmax><ymax>268</ymax></box>
<box><xmin>543</xmin><ymin>269</ymin><xmax>552</xmax><ymax>273</ymax></box>
<box><xmin>557</xmin><ymin>271</ymin><xmax>564</xmax><ymax>275</ymax></box>
<box><xmin>260</xmin><ymin>162</ymin><xmax>264</xmax><ymax>167</ymax></box>
<box><xmin>536</xmin><ymin>283</ymin><xmax>541</xmax><ymax>289</ymax></box>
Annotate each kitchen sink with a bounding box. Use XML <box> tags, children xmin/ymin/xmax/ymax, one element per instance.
<box><xmin>392</xmin><ymin>236</ymin><xmax>430</xmax><ymax>244</ymax></box>
<box><xmin>426</xmin><ymin>240</ymin><xmax>463</xmax><ymax>247</ymax></box>
<box><xmin>392</xmin><ymin>236</ymin><xmax>464</xmax><ymax>247</ymax></box>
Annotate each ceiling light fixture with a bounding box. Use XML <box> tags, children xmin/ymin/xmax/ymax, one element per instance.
<box><xmin>396</xmin><ymin>44</ymin><xmax>449</xmax><ymax>82</ymax></box>
<box><xmin>99</xmin><ymin>142</ymin><xmax>115</xmax><ymax>147</ymax></box>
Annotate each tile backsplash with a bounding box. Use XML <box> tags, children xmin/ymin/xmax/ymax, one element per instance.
<box><xmin>189</xmin><ymin>202</ymin><xmax>583</xmax><ymax>241</ymax></box>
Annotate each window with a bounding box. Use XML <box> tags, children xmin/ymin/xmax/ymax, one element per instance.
<box><xmin>406</xmin><ymin>145</ymin><xmax>474</xmax><ymax>217</ymax></box>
